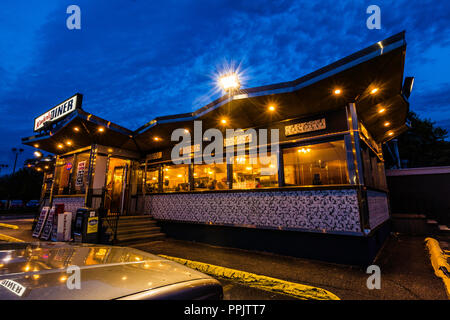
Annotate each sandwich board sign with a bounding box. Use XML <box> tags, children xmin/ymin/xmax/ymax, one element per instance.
<box><xmin>32</xmin><ymin>207</ymin><xmax>50</xmax><ymax>238</ymax></box>
<box><xmin>40</xmin><ymin>206</ymin><xmax>56</xmax><ymax>240</ymax></box>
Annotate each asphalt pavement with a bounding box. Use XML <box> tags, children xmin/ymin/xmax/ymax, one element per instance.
<box><xmin>1</xmin><ymin>217</ymin><xmax>448</xmax><ymax>300</ymax></box>
<box><xmin>134</xmin><ymin>234</ymin><xmax>448</xmax><ymax>300</ymax></box>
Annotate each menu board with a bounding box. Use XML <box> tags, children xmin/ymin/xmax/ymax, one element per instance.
<box><xmin>32</xmin><ymin>206</ymin><xmax>50</xmax><ymax>238</ymax></box>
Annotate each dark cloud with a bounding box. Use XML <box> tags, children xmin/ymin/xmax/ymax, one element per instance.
<box><xmin>0</xmin><ymin>0</ymin><xmax>449</xmax><ymax>172</ymax></box>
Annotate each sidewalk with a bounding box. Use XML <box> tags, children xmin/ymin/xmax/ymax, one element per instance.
<box><xmin>134</xmin><ymin>234</ymin><xmax>448</xmax><ymax>300</ymax></box>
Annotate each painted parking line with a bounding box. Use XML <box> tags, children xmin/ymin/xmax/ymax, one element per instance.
<box><xmin>159</xmin><ymin>254</ymin><xmax>340</xmax><ymax>300</ymax></box>
<box><xmin>0</xmin><ymin>223</ymin><xmax>19</xmax><ymax>230</ymax></box>
<box><xmin>0</xmin><ymin>233</ymin><xmax>24</xmax><ymax>243</ymax></box>
<box><xmin>425</xmin><ymin>238</ymin><xmax>450</xmax><ymax>299</ymax></box>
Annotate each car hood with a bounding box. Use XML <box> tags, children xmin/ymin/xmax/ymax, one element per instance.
<box><xmin>0</xmin><ymin>242</ymin><xmax>212</xmax><ymax>300</ymax></box>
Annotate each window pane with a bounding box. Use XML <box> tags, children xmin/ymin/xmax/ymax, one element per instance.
<box><xmin>193</xmin><ymin>163</ymin><xmax>228</xmax><ymax>191</ymax></box>
<box><xmin>162</xmin><ymin>164</ymin><xmax>189</xmax><ymax>192</ymax></box>
<box><xmin>145</xmin><ymin>168</ymin><xmax>159</xmax><ymax>193</ymax></box>
<box><xmin>71</xmin><ymin>152</ymin><xmax>90</xmax><ymax>194</ymax></box>
<box><xmin>232</xmin><ymin>153</ymin><xmax>278</xmax><ymax>189</ymax></box>
<box><xmin>361</xmin><ymin>142</ymin><xmax>387</xmax><ymax>190</ymax></box>
<box><xmin>283</xmin><ymin>141</ymin><xmax>348</xmax><ymax>186</ymax></box>
<box><xmin>54</xmin><ymin>155</ymin><xmax>74</xmax><ymax>195</ymax></box>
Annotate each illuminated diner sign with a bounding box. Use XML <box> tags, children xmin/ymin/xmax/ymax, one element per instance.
<box><xmin>34</xmin><ymin>93</ymin><xmax>82</xmax><ymax>131</ymax></box>
<box><xmin>285</xmin><ymin>118</ymin><xmax>326</xmax><ymax>136</ymax></box>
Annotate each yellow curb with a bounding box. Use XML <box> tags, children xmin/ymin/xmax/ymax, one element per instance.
<box><xmin>0</xmin><ymin>233</ymin><xmax>24</xmax><ymax>243</ymax></box>
<box><xmin>0</xmin><ymin>223</ymin><xmax>19</xmax><ymax>230</ymax></box>
<box><xmin>159</xmin><ymin>254</ymin><xmax>340</xmax><ymax>300</ymax></box>
<box><xmin>425</xmin><ymin>238</ymin><xmax>450</xmax><ymax>299</ymax></box>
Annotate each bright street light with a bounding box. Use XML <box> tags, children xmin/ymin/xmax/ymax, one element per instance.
<box><xmin>34</xmin><ymin>151</ymin><xmax>42</xmax><ymax>158</ymax></box>
<box><xmin>218</xmin><ymin>73</ymin><xmax>240</xmax><ymax>92</ymax></box>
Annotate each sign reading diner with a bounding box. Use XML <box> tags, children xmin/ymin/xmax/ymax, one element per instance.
<box><xmin>284</xmin><ymin>118</ymin><xmax>326</xmax><ymax>136</ymax></box>
<box><xmin>34</xmin><ymin>93</ymin><xmax>82</xmax><ymax>131</ymax></box>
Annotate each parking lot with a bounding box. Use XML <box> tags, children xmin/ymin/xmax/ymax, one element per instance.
<box><xmin>0</xmin><ymin>217</ymin><xmax>448</xmax><ymax>300</ymax></box>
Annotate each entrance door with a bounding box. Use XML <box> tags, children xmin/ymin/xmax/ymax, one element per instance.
<box><xmin>110</xmin><ymin>166</ymin><xmax>126</xmax><ymax>213</ymax></box>
<box><xmin>105</xmin><ymin>158</ymin><xmax>130</xmax><ymax>215</ymax></box>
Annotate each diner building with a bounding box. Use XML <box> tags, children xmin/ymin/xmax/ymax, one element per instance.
<box><xmin>22</xmin><ymin>32</ymin><xmax>411</xmax><ymax>264</ymax></box>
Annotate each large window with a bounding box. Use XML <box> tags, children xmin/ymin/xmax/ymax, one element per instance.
<box><xmin>53</xmin><ymin>155</ymin><xmax>74</xmax><ymax>195</ymax></box>
<box><xmin>283</xmin><ymin>141</ymin><xmax>348</xmax><ymax>186</ymax></box>
<box><xmin>145</xmin><ymin>167</ymin><xmax>160</xmax><ymax>193</ymax></box>
<box><xmin>232</xmin><ymin>153</ymin><xmax>278</xmax><ymax>189</ymax></box>
<box><xmin>71</xmin><ymin>152</ymin><xmax>90</xmax><ymax>194</ymax></box>
<box><xmin>162</xmin><ymin>164</ymin><xmax>189</xmax><ymax>192</ymax></box>
<box><xmin>361</xmin><ymin>143</ymin><xmax>387</xmax><ymax>190</ymax></box>
<box><xmin>193</xmin><ymin>163</ymin><xmax>228</xmax><ymax>191</ymax></box>
<box><xmin>53</xmin><ymin>151</ymin><xmax>91</xmax><ymax>195</ymax></box>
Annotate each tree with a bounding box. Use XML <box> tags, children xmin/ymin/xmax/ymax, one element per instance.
<box><xmin>386</xmin><ymin>111</ymin><xmax>450</xmax><ymax>168</ymax></box>
<box><xmin>0</xmin><ymin>168</ymin><xmax>43</xmax><ymax>202</ymax></box>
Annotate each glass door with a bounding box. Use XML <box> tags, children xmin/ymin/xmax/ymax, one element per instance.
<box><xmin>105</xmin><ymin>158</ymin><xmax>130</xmax><ymax>215</ymax></box>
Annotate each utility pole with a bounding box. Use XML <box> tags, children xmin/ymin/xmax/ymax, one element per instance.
<box><xmin>11</xmin><ymin>148</ymin><xmax>24</xmax><ymax>175</ymax></box>
<box><xmin>8</xmin><ymin>148</ymin><xmax>24</xmax><ymax>209</ymax></box>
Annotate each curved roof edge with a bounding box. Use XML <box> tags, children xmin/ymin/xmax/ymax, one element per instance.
<box><xmin>134</xmin><ymin>31</ymin><xmax>406</xmax><ymax>136</ymax></box>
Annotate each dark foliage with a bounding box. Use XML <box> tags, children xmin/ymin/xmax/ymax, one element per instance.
<box><xmin>389</xmin><ymin>111</ymin><xmax>450</xmax><ymax>168</ymax></box>
<box><xmin>0</xmin><ymin>168</ymin><xmax>43</xmax><ymax>201</ymax></box>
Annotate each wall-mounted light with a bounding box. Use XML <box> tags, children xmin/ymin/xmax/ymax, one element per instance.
<box><xmin>297</xmin><ymin>148</ymin><xmax>311</xmax><ymax>153</ymax></box>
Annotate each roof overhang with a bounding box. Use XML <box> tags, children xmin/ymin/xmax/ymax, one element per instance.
<box><xmin>134</xmin><ymin>32</ymin><xmax>409</xmax><ymax>152</ymax></box>
<box><xmin>22</xmin><ymin>109</ymin><xmax>138</xmax><ymax>154</ymax></box>
<box><xmin>23</xmin><ymin>32</ymin><xmax>410</xmax><ymax>155</ymax></box>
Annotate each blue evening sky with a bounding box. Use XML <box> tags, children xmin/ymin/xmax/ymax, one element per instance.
<box><xmin>1</xmin><ymin>0</ymin><xmax>449</xmax><ymax>174</ymax></box>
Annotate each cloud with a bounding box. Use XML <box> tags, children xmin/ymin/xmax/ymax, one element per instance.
<box><xmin>1</xmin><ymin>0</ymin><xmax>450</xmax><ymax>172</ymax></box>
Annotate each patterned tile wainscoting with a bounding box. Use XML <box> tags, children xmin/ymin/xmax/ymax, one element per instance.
<box><xmin>367</xmin><ymin>190</ymin><xmax>390</xmax><ymax>229</ymax></box>
<box><xmin>146</xmin><ymin>189</ymin><xmax>362</xmax><ymax>233</ymax></box>
<box><xmin>53</xmin><ymin>196</ymin><xmax>85</xmax><ymax>216</ymax></box>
